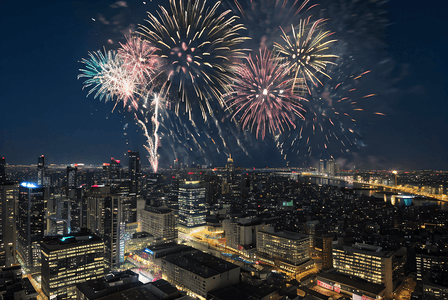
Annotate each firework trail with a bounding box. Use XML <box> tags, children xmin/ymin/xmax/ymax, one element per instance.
<box><xmin>138</xmin><ymin>0</ymin><xmax>249</xmax><ymax>119</ymax></box>
<box><xmin>274</xmin><ymin>18</ymin><xmax>338</xmax><ymax>90</ymax></box>
<box><xmin>134</xmin><ymin>93</ymin><xmax>162</xmax><ymax>173</ymax></box>
<box><xmin>226</xmin><ymin>48</ymin><xmax>306</xmax><ymax>139</ymax></box>
<box><xmin>226</xmin><ymin>0</ymin><xmax>316</xmax><ymax>49</ymax></box>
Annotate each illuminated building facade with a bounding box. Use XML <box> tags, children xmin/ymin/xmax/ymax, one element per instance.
<box><xmin>17</xmin><ymin>182</ymin><xmax>46</xmax><ymax>273</ymax></box>
<box><xmin>318</xmin><ymin>158</ymin><xmax>336</xmax><ymax>176</ymax></box>
<box><xmin>41</xmin><ymin>233</ymin><xmax>105</xmax><ymax>299</ymax></box>
<box><xmin>415</xmin><ymin>249</ymin><xmax>448</xmax><ymax>283</ymax></box>
<box><xmin>256</xmin><ymin>230</ymin><xmax>312</xmax><ymax>274</ymax></box>
<box><xmin>140</xmin><ymin>206</ymin><xmax>177</xmax><ymax>244</ymax></box>
<box><xmin>332</xmin><ymin>243</ymin><xmax>406</xmax><ymax>297</ymax></box>
<box><xmin>178</xmin><ymin>181</ymin><xmax>206</xmax><ymax>228</ymax></box>
<box><xmin>37</xmin><ymin>155</ymin><xmax>45</xmax><ymax>186</ymax></box>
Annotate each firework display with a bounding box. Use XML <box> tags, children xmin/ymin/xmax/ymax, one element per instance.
<box><xmin>138</xmin><ymin>0</ymin><xmax>249</xmax><ymax>118</ymax></box>
<box><xmin>226</xmin><ymin>48</ymin><xmax>306</xmax><ymax>139</ymax></box>
<box><xmin>274</xmin><ymin>18</ymin><xmax>338</xmax><ymax>89</ymax></box>
<box><xmin>79</xmin><ymin>0</ymin><xmax>386</xmax><ymax>168</ymax></box>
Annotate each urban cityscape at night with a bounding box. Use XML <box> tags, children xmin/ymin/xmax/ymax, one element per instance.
<box><xmin>1</xmin><ymin>0</ymin><xmax>448</xmax><ymax>299</ymax></box>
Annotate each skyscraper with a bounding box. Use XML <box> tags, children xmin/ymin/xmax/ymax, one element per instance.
<box><xmin>17</xmin><ymin>182</ymin><xmax>46</xmax><ymax>273</ymax></box>
<box><xmin>103</xmin><ymin>194</ymin><xmax>122</xmax><ymax>271</ymax></box>
<box><xmin>0</xmin><ymin>180</ymin><xmax>18</xmax><ymax>267</ymax></box>
<box><xmin>318</xmin><ymin>158</ymin><xmax>336</xmax><ymax>176</ymax></box>
<box><xmin>85</xmin><ymin>185</ymin><xmax>123</xmax><ymax>271</ymax></box>
<box><xmin>67</xmin><ymin>165</ymin><xmax>80</xmax><ymax>232</ymax></box>
<box><xmin>178</xmin><ymin>181</ymin><xmax>206</xmax><ymax>228</ymax></box>
<box><xmin>41</xmin><ymin>232</ymin><xmax>105</xmax><ymax>299</ymax></box>
<box><xmin>128</xmin><ymin>150</ymin><xmax>141</xmax><ymax>195</ymax></box>
<box><xmin>37</xmin><ymin>155</ymin><xmax>45</xmax><ymax>186</ymax></box>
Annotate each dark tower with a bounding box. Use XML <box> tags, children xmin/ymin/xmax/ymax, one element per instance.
<box><xmin>128</xmin><ymin>151</ymin><xmax>141</xmax><ymax>195</ymax></box>
<box><xmin>67</xmin><ymin>166</ymin><xmax>80</xmax><ymax>233</ymax></box>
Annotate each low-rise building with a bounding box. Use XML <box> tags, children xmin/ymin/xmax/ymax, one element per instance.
<box><xmin>140</xmin><ymin>207</ymin><xmax>177</xmax><ymax>244</ymax></box>
<box><xmin>162</xmin><ymin>250</ymin><xmax>240</xmax><ymax>299</ymax></box>
<box><xmin>333</xmin><ymin>243</ymin><xmax>407</xmax><ymax>297</ymax></box>
<box><xmin>256</xmin><ymin>230</ymin><xmax>312</xmax><ymax>274</ymax></box>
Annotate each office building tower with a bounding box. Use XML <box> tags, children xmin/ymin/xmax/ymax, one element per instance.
<box><xmin>178</xmin><ymin>181</ymin><xmax>206</xmax><ymax>228</ymax></box>
<box><xmin>140</xmin><ymin>207</ymin><xmax>177</xmax><ymax>244</ymax></box>
<box><xmin>333</xmin><ymin>243</ymin><xmax>406</xmax><ymax>297</ymax></box>
<box><xmin>0</xmin><ymin>181</ymin><xmax>18</xmax><ymax>267</ymax></box>
<box><xmin>67</xmin><ymin>166</ymin><xmax>77</xmax><ymax>193</ymax></box>
<box><xmin>257</xmin><ymin>230</ymin><xmax>312</xmax><ymax>274</ymax></box>
<box><xmin>318</xmin><ymin>158</ymin><xmax>336</xmax><ymax>176</ymax></box>
<box><xmin>17</xmin><ymin>182</ymin><xmax>46</xmax><ymax>273</ymax></box>
<box><xmin>41</xmin><ymin>232</ymin><xmax>105</xmax><ymax>299</ymax></box>
<box><xmin>37</xmin><ymin>155</ymin><xmax>45</xmax><ymax>186</ymax></box>
<box><xmin>0</xmin><ymin>157</ymin><xmax>5</xmax><ymax>182</ymax></box>
<box><xmin>128</xmin><ymin>150</ymin><xmax>141</xmax><ymax>195</ymax></box>
<box><xmin>162</xmin><ymin>250</ymin><xmax>240</xmax><ymax>299</ymax></box>
<box><xmin>103</xmin><ymin>194</ymin><xmax>122</xmax><ymax>271</ymax></box>
<box><xmin>66</xmin><ymin>166</ymin><xmax>81</xmax><ymax>233</ymax></box>
<box><xmin>85</xmin><ymin>186</ymin><xmax>123</xmax><ymax>271</ymax></box>
<box><xmin>225</xmin><ymin>155</ymin><xmax>234</xmax><ymax>183</ymax></box>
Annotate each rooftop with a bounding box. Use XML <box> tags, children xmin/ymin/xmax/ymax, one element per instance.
<box><xmin>259</xmin><ymin>230</ymin><xmax>309</xmax><ymax>241</ymax></box>
<box><xmin>41</xmin><ymin>232</ymin><xmax>102</xmax><ymax>251</ymax></box>
<box><xmin>163</xmin><ymin>250</ymin><xmax>239</xmax><ymax>279</ymax></box>
<box><xmin>318</xmin><ymin>271</ymin><xmax>386</xmax><ymax>296</ymax></box>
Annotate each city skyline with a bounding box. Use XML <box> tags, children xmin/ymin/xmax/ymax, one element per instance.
<box><xmin>1</xmin><ymin>0</ymin><xmax>447</xmax><ymax>171</ymax></box>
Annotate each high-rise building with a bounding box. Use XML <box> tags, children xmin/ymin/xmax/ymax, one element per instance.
<box><xmin>17</xmin><ymin>182</ymin><xmax>46</xmax><ymax>273</ymax></box>
<box><xmin>178</xmin><ymin>181</ymin><xmax>206</xmax><ymax>228</ymax></box>
<box><xmin>85</xmin><ymin>186</ymin><xmax>123</xmax><ymax>271</ymax></box>
<box><xmin>318</xmin><ymin>158</ymin><xmax>336</xmax><ymax>176</ymax></box>
<box><xmin>41</xmin><ymin>232</ymin><xmax>105</xmax><ymax>299</ymax></box>
<box><xmin>67</xmin><ymin>166</ymin><xmax>80</xmax><ymax>233</ymax></box>
<box><xmin>140</xmin><ymin>206</ymin><xmax>177</xmax><ymax>244</ymax></box>
<box><xmin>0</xmin><ymin>181</ymin><xmax>18</xmax><ymax>267</ymax></box>
<box><xmin>128</xmin><ymin>150</ymin><xmax>141</xmax><ymax>195</ymax></box>
<box><xmin>321</xmin><ymin>234</ymin><xmax>334</xmax><ymax>270</ymax></box>
<box><xmin>333</xmin><ymin>243</ymin><xmax>407</xmax><ymax>297</ymax></box>
<box><xmin>37</xmin><ymin>155</ymin><xmax>45</xmax><ymax>186</ymax></box>
<box><xmin>225</xmin><ymin>155</ymin><xmax>234</xmax><ymax>183</ymax></box>
<box><xmin>103</xmin><ymin>194</ymin><xmax>122</xmax><ymax>271</ymax></box>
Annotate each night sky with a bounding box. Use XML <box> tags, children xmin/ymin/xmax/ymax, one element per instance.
<box><xmin>1</xmin><ymin>0</ymin><xmax>447</xmax><ymax>170</ymax></box>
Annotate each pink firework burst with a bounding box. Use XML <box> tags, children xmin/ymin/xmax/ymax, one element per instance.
<box><xmin>118</xmin><ymin>35</ymin><xmax>160</xmax><ymax>85</ymax></box>
<box><xmin>226</xmin><ymin>48</ymin><xmax>307</xmax><ymax>139</ymax></box>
